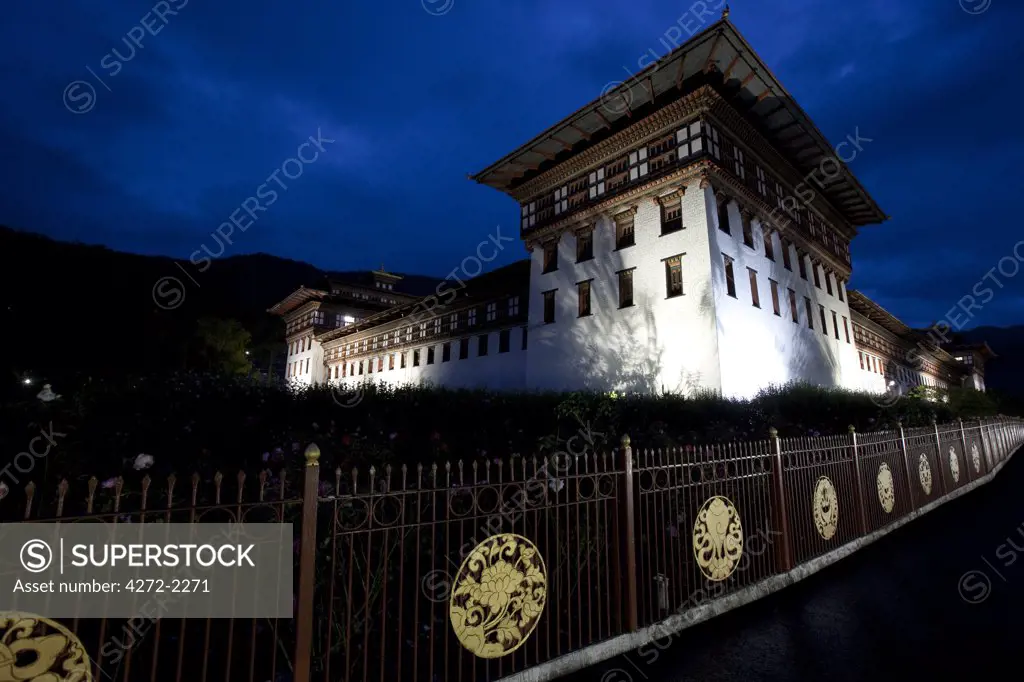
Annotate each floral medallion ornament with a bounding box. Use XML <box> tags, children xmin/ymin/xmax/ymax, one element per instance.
<box><xmin>876</xmin><ymin>463</ymin><xmax>895</xmax><ymax>514</ymax></box>
<box><xmin>919</xmin><ymin>453</ymin><xmax>933</xmax><ymax>495</ymax></box>
<box><xmin>812</xmin><ymin>476</ymin><xmax>839</xmax><ymax>540</ymax></box>
<box><xmin>0</xmin><ymin>612</ymin><xmax>91</xmax><ymax>681</ymax></box>
<box><xmin>971</xmin><ymin>443</ymin><xmax>981</xmax><ymax>473</ymax></box>
<box><xmin>693</xmin><ymin>495</ymin><xmax>743</xmax><ymax>581</ymax></box>
<box><xmin>449</xmin><ymin>534</ymin><xmax>547</xmax><ymax>659</ymax></box>
<box><xmin>948</xmin><ymin>446</ymin><xmax>960</xmax><ymax>484</ymax></box>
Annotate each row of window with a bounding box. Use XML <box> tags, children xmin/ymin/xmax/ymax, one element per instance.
<box><xmin>288</xmin><ymin>336</ymin><xmax>314</xmax><ymax>356</ymax></box>
<box><xmin>336</xmin><ymin>297</ymin><xmax>522</xmax><ymax>358</ymax></box>
<box><xmin>540</xmin><ymin>257</ymin><xmax>685</xmax><ymax>323</ymax></box>
<box><xmin>717</xmin><ymin>198</ymin><xmax>846</xmax><ymax>303</ymax></box>
<box><xmin>520</xmin><ymin>119</ymin><xmax>851</xmax><ymax>265</ymax></box>
<box><xmin>288</xmin><ymin>358</ymin><xmax>311</xmax><ymax>377</ymax></box>
<box><xmin>859</xmin><ymin>351</ymin><xmax>950</xmax><ymax>389</ymax></box>
<box><xmin>332</xmin><ymin>328</ymin><xmax>528</xmax><ymax>378</ymax></box>
<box><xmin>722</xmin><ymin>252</ymin><xmax>852</xmax><ymax>342</ymax></box>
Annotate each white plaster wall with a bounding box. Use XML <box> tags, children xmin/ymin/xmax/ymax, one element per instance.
<box><xmin>331</xmin><ymin>328</ymin><xmax>528</xmax><ymax>391</ymax></box>
<box><xmin>707</xmin><ymin>189</ymin><xmax>862</xmax><ymax>399</ymax></box>
<box><xmin>524</xmin><ymin>178</ymin><xmax>722</xmax><ymax>395</ymax></box>
<box><xmin>286</xmin><ymin>334</ymin><xmax>325</xmax><ymax>387</ymax></box>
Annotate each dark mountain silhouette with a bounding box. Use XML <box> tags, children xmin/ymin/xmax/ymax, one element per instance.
<box><xmin>0</xmin><ymin>226</ymin><xmax>442</xmax><ymax>388</ymax></box>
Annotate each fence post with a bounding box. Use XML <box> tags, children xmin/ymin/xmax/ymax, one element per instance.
<box><xmin>613</xmin><ymin>434</ymin><xmax>638</xmax><ymax>632</ymax></box>
<box><xmin>849</xmin><ymin>426</ymin><xmax>869</xmax><ymax>536</ymax></box>
<box><xmin>958</xmin><ymin>418</ymin><xmax>973</xmax><ymax>483</ymax></box>
<box><xmin>768</xmin><ymin>427</ymin><xmax>793</xmax><ymax>571</ymax></box>
<box><xmin>897</xmin><ymin>420</ymin><xmax>916</xmax><ymax>511</ymax></box>
<box><xmin>293</xmin><ymin>443</ymin><xmax>321</xmax><ymax>682</ymax></box>
<box><xmin>931</xmin><ymin>417</ymin><xmax>948</xmax><ymax>495</ymax></box>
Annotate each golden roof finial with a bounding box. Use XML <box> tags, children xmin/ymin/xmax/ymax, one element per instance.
<box><xmin>722</xmin><ymin>4</ymin><xmax>730</xmax><ymax>19</ymax></box>
<box><xmin>380</xmin><ymin>262</ymin><xmax>385</xmax><ymax>272</ymax></box>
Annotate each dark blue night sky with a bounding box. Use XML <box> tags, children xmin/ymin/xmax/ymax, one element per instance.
<box><xmin>2</xmin><ymin>0</ymin><xmax>1022</xmax><ymax>327</ymax></box>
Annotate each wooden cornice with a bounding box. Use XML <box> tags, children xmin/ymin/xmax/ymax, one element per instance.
<box><xmin>654</xmin><ymin>186</ymin><xmax>686</xmax><ymax>206</ymax></box>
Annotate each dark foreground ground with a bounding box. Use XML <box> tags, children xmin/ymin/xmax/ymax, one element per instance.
<box><xmin>564</xmin><ymin>450</ymin><xmax>1024</xmax><ymax>682</ymax></box>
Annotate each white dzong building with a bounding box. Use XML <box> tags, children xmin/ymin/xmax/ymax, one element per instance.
<box><xmin>270</xmin><ymin>13</ymin><xmax>989</xmax><ymax>399</ymax></box>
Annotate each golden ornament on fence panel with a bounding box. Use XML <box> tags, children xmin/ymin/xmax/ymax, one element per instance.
<box><xmin>876</xmin><ymin>463</ymin><xmax>895</xmax><ymax>514</ymax></box>
<box><xmin>948</xmin><ymin>446</ymin><xmax>960</xmax><ymax>483</ymax></box>
<box><xmin>812</xmin><ymin>476</ymin><xmax>838</xmax><ymax>540</ymax></box>
<box><xmin>0</xmin><ymin>612</ymin><xmax>91</xmax><ymax>682</ymax></box>
<box><xmin>449</xmin><ymin>534</ymin><xmax>547</xmax><ymax>659</ymax></box>
<box><xmin>919</xmin><ymin>453</ymin><xmax>933</xmax><ymax>495</ymax></box>
<box><xmin>692</xmin><ymin>495</ymin><xmax>743</xmax><ymax>581</ymax></box>
<box><xmin>971</xmin><ymin>442</ymin><xmax>981</xmax><ymax>473</ymax></box>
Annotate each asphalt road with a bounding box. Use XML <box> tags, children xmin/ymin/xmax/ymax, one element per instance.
<box><xmin>563</xmin><ymin>451</ymin><xmax>1024</xmax><ymax>682</ymax></box>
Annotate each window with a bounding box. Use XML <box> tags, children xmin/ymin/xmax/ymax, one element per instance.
<box><xmin>578</xmin><ymin>280</ymin><xmax>592</xmax><ymax>317</ymax></box>
<box><xmin>450</xmin><ymin>313</ymin><xmax>459</xmax><ymax>331</ymax></box>
<box><xmin>742</xmin><ymin>212</ymin><xmax>754</xmax><ymax>249</ymax></box>
<box><xmin>618</xmin><ymin>269</ymin><xmax>634</xmax><ymax>308</ymax></box>
<box><xmin>838</xmin><ymin>280</ymin><xmax>845</xmax><ymax>302</ymax></box>
<box><xmin>419</xmin><ymin>322</ymin><xmax>426</xmax><ymax>339</ymax></box>
<box><xmin>628</xmin><ymin>147</ymin><xmax>649</xmax><ymax>181</ymax></box>
<box><xmin>412</xmin><ymin>350</ymin><xmax>420</xmax><ymax>367</ymax></box>
<box><xmin>782</xmin><ymin>239</ymin><xmax>792</xmax><ymax>271</ymax></box>
<box><xmin>400</xmin><ymin>352</ymin><xmax>407</xmax><ymax>369</ymax></box>
<box><xmin>748</xmin><ymin>268</ymin><xmax>760</xmax><ymax>308</ymax></box>
<box><xmin>499</xmin><ymin>329</ymin><xmax>510</xmax><ymax>353</ymax></box>
<box><xmin>813</xmin><ymin>263</ymin><xmax>821</xmax><ymax>289</ymax></box>
<box><xmin>576</xmin><ymin>229</ymin><xmax>594</xmax><ymax>262</ymax></box>
<box><xmin>427</xmin><ymin>347</ymin><xmax>435</xmax><ymax>365</ymax></box>
<box><xmin>433</xmin><ymin>318</ymin><xmax>441</xmax><ymax>337</ymax></box>
<box><xmin>764</xmin><ymin>230</ymin><xmax>775</xmax><ymax>261</ymax></box>
<box><xmin>659</xmin><ymin>193</ymin><xmax>683</xmax><ymax>235</ymax></box>
<box><xmin>468</xmin><ymin>308</ymin><xmax>477</xmax><ymax>326</ymax></box>
<box><xmin>733</xmin><ymin>147</ymin><xmax>746</xmax><ymax>180</ymax></box>
<box><xmin>665</xmin><ymin>256</ymin><xmax>683</xmax><ymax>298</ymax></box>
<box><xmin>825</xmin><ymin>271</ymin><xmax>833</xmax><ymax>296</ymax></box>
<box><xmin>798</xmin><ymin>250</ymin><xmax>808</xmax><ymax>280</ymax></box>
<box><xmin>832</xmin><ymin>311</ymin><xmax>840</xmax><ymax>339</ymax></box>
<box><xmin>805</xmin><ymin>297</ymin><xmax>814</xmax><ymax>329</ymax></box>
<box><xmin>389</xmin><ymin>354</ymin><xmax>395</xmax><ymax>370</ymax></box>
<box><xmin>459</xmin><ymin>337</ymin><xmax>469</xmax><ymax>359</ymax></box>
<box><xmin>614</xmin><ymin>210</ymin><xmax>635</xmax><ymax>249</ymax></box>
<box><xmin>843</xmin><ymin>317</ymin><xmax>850</xmax><ymax>343</ymax></box>
<box><xmin>819</xmin><ymin>305</ymin><xmax>828</xmax><ymax>335</ymax></box>
<box><xmin>542</xmin><ymin>241</ymin><xmax>558</xmax><ymax>273</ymax></box>
<box><xmin>521</xmin><ymin>326</ymin><xmax>528</xmax><ymax>350</ymax></box>
<box><xmin>543</xmin><ymin>290</ymin><xmax>556</xmax><ymax>324</ymax></box>
<box><xmin>676</xmin><ymin>120</ymin><xmax>703</xmax><ymax>158</ymax></box>
<box><xmin>553</xmin><ymin>185</ymin><xmax>568</xmax><ymax>215</ymax></box>
<box><xmin>305</xmin><ymin>359</ymin><xmax>310</xmax><ymax>374</ymax></box>
<box><xmin>756</xmin><ymin>165</ymin><xmax>768</xmax><ymax>196</ymax></box>
<box><xmin>588</xmin><ymin>168</ymin><xmax>606</xmax><ymax>199</ymax></box>
<box><xmin>478</xmin><ymin>334</ymin><xmax>489</xmax><ymax>357</ymax></box>
<box><xmin>859</xmin><ymin>351</ymin><xmax>865</xmax><ymax>370</ymax></box>
<box><xmin>770</xmin><ymin>280</ymin><xmax>781</xmax><ymax>316</ymax></box>
<box><xmin>406</xmin><ymin>326</ymin><xmax>412</xmax><ymax>343</ymax></box>
<box><xmin>520</xmin><ymin>201</ymin><xmax>536</xmax><ymax>231</ymax></box>
<box><xmin>378</xmin><ymin>357</ymin><xmax>384</xmax><ymax>372</ymax></box>
<box><xmin>717</xmin><ymin>198</ymin><xmax>731</xmax><ymax>234</ymax></box>
<box><xmin>789</xmin><ymin>288</ymin><xmax>799</xmax><ymax>323</ymax></box>
<box><xmin>723</xmin><ymin>254</ymin><xmax>737</xmax><ymax>298</ymax></box>
<box><xmin>358</xmin><ymin>360</ymin><xmax>364</xmax><ymax>375</ymax></box>
<box><xmin>486</xmin><ymin>302</ymin><xmax>497</xmax><ymax>322</ymax></box>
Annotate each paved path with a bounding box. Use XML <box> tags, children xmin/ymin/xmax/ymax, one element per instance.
<box><xmin>563</xmin><ymin>452</ymin><xmax>1024</xmax><ymax>682</ymax></box>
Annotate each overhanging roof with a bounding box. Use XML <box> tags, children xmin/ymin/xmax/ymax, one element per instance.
<box><xmin>267</xmin><ymin>286</ymin><xmax>328</xmax><ymax>316</ymax></box>
<box><xmin>470</xmin><ymin>16</ymin><xmax>886</xmax><ymax>228</ymax></box>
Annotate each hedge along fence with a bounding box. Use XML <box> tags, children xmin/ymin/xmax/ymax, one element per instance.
<box><xmin>2</xmin><ymin>416</ymin><xmax>1020</xmax><ymax>682</ymax></box>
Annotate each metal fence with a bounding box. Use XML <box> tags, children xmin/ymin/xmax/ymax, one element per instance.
<box><xmin>4</xmin><ymin>417</ymin><xmax>1022</xmax><ymax>682</ymax></box>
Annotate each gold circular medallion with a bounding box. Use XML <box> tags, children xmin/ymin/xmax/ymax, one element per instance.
<box><xmin>0</xmin><ymin>612</ymin><xmax>91</xmax><ymax>682</ymax></box>
<box><xmin>948</xmin><ymin>446</ymin><xmax>960</xmax><ymax>484</ymax></box>
<box><xmin>812</xmin><ymin>476</ymin><xmax>838</xmax><ymax>540</ymax></box>
<box><xmin>449</xmin><ymin>534</ymin><xmax>547</xmax><ymax>659</ymax></box>
<box><xmin>971</xmin><ymin>443</ymin><xmax>981</xmax><ymax>473</ymax></box>
<box><xmin>876</xmin><ymin>463</ymin><xmax>895</xmax><ymax>514</ymax></box>
<box><xmin>918</xmin><ymin>453</ymin><xmax>933</xmax><ymax>495</ymax></box>
<box><xmin>692</xmin><ymin>495</ymin><xmax>743</xmax><ymax>581</ymax></box>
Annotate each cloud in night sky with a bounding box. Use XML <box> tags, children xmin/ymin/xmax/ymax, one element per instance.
<box><xmin>1</xmin><ymin>0</ymin><xmax>1023</xmax><ymax>327</ymax></box>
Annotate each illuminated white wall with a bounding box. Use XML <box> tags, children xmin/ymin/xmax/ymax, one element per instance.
<box><xmin>524</xmin><ymin>177</ymin><xmax>722</xmax><ymax>395</ymax></box>
<box><xmin>707</xmin><ymin>187</ymin><xmax>862</xmax><ymax>399</ymax></box>
<box><xmin>330</xmin><ymin>328</ymin><xmax>528</xmax><ymax>391</ymax></box>
<box><xmin>285</xmin><ymin>334</ymin><xmax>325</xmax><ymax>387</ymax></box>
